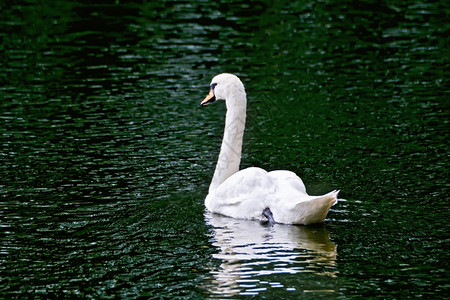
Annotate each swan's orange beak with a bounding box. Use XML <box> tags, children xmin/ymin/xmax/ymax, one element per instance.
<box><xmin>200</xmin><ymin>88</ymin><xmax>216</xmax><ymax>106</ymax></box>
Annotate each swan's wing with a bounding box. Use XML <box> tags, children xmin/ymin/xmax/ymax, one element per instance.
<box><xmin>205</xmin><ymin>167</ymin><xmax>275</xmax><ymax>220</ymax></box>
<box><xmin>215</xmin><ymin>167</ymin><xmax>276</xmax><ymax>199</ymax></box>
<box><xmin>268</xmin><ymin>170</ymin><xmax>307</xmax><ymax>195</ymax></box>
<box><xmin>267</xmin><ymin>170</ymin><xmax>338</xmax><ymax>224</ymax></box>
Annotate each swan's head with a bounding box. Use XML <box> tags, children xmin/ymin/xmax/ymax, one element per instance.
<box><xmin>201</xmin><ymin>73</ymin><xmax>245</xmax><ymax>106</ymax></box>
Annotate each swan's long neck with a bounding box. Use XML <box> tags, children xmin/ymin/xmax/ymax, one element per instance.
<box><xmin>209</xmin><ymin>89</ymin><xmax>246</xmax><ymax>193</ymax></box>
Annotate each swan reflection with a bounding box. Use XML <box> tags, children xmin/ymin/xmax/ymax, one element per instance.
<box><xmin>204</xmin><ymin>211</ymin><xmax>338</xmax><ymax>296</ymax></box>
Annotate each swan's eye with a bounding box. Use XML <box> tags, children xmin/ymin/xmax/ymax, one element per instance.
<box><xmin>210</xmin><ymin>83</ymin><xmax>217</xmax><ymax>90</ymax></box>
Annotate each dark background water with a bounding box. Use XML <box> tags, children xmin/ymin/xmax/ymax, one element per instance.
<box><xmin>1</xmin><ymin>0</ymin><xmax>449</xmax><ymax>298</ymax></box>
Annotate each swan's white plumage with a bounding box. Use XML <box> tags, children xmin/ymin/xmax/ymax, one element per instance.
<box><xmin>201</xmin><ymin>73</ymin><xmax>338</xmax><ymax>225</ymax></box>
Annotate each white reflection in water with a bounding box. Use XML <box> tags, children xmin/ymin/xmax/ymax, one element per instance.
<box><xmin>205</xmin><ymin>212</ymin><xmax>338</xmax><ymax>296</ymax></box>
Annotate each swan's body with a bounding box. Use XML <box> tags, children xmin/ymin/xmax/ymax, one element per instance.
<box><xmin>201</xmin><ymin>73</ymin><xmax>338</xmax><ymax>225</ymax></box>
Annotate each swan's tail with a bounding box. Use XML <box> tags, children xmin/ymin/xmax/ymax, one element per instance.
<box><xmin>329</xmin><ymin>190</ymin><xmax>339</xmax><ymax>206</ymax></box>
<box><xmin>291</xmin><ymin>190</ymin><xmax>339</xmax><ymax>225</ymax></box>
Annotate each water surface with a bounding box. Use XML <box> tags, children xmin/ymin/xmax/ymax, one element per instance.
<box><xmin>1</xmin><ymin>0</ymin><xmax>449</xmax><ymax>298</ymax></box>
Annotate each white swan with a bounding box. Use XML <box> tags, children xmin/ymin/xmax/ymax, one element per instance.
<box><xmin>200</xmin><ymin>73</ymin><xmax>338</xmax><ymax>225</ymax></box>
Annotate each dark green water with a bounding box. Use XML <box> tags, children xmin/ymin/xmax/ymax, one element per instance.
<box><xmin>1</xmin><ymin>0</ymin><xmax>449</xmax><ymax>298</ymax></box>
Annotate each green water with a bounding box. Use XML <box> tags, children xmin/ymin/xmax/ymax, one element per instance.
<box><xmin>1</xmin><ymin>0</ymin><xmax>449</xmax><ymax>298</ymax></box>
